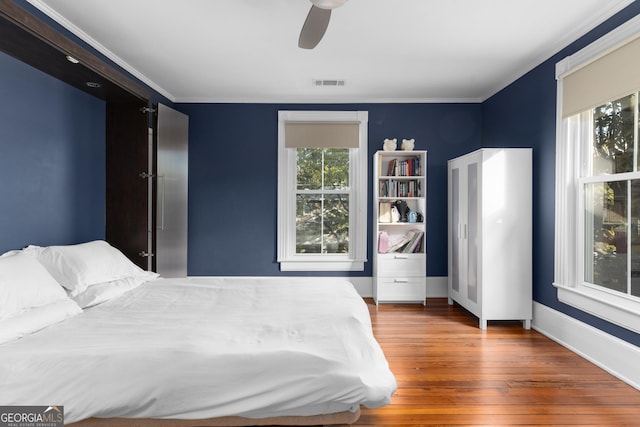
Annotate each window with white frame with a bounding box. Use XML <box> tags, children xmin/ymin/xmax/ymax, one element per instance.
<box><xmin>277</xmin><ymin>111</ymin><xmax>368</xmax><ymax>271</ymax></box>
<box><xmin>555</xmin><ymin>16</ymin><xmax>640</xmax><ymax>333</ymax></box>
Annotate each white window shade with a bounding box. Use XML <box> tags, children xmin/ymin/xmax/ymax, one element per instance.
<box><xmin>284</xmin><ymin>123</ymin><xmax>359</xmax><ymax>148</ymax></box>
<box><xmin>561</xmin><ymin>35</ymin><xmax>640</xmax><ymax>118</ymax></box>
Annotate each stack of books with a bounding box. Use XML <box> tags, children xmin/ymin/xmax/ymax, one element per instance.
<box><xmin>379</xmin><ymin>180</ymin><xmax>421</xmax><ymax>198</ymax></box>
<box><xmin>380</xmin><ymin>229</ymin><xmax>424</xmax><ymax>253</ymax></box>
<box><xmin>384</xmin><ymin>157</ymin><xmax>422</xmax><ymax>177</ymax></box>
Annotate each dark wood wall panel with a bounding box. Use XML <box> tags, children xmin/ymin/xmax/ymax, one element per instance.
<box><xmin>106</xmin><ymin>102</ymin><xmax>152</xmax><ymax>269</ymax></box>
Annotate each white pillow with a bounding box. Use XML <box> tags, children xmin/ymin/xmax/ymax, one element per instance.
<box><xmin>72</xmin><ymin>273</ymin><xmax>158</xmax><ymax>308</ymax></box>
<box><xmin>0</xmin><ymin>299</ymin><xmax>81</xmax><ymax>344</ymax></box>
<box><xmin>0</xmin><ymin>252</ymin><xmax>70</xmax><ymax>321</ymax></box>
<box><xmin>0</xmin><ymin>249</ymin><xmax>21</xmax><ymax>258</ymax></box>
<box><xmin>25</xmin><ymin>240</ymin><xmax>151</xmax><ymax>296</ymax></box>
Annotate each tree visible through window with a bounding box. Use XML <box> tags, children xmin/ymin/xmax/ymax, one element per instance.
<box><xmin>585</xmin><ymin>93</ymin><xmax>640</xmax><ymax>298</ymax></box>
<box><xmin>296</xmin><ymin>148</ymin><xmax>349</xmax><ymax>254</ymax></box>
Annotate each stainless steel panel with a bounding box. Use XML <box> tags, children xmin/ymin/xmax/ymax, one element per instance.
<box><xmin>156</xmin><ymin>103</ymin><xmax>189</xmax><ymax>277</ymax></box>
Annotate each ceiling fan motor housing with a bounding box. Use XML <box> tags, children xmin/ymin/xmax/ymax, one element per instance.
<box><xmin>310</xmin><ymin>0</ymin><xmax>348</xmax><ymax>10</ymax></box>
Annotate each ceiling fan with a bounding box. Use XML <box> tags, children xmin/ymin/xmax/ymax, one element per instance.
<box><xmin>298</xmin><ymin>0</ymin><xmax>349</xmax><ymax>49</ymax></box>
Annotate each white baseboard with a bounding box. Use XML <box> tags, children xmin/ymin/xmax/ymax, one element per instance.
<box><xmin>532</xmin><ymin>301</ymin><xmax>640</xmax><ymax>391</ymax></box>
<box><xmin>343</xmin><ymin>277</ymin><xmax>372</xmax><ymax>297</ymax></box>
<box><xmin>426</xmin><ymin>276</ymin><xmax>448</xmax><ymax>297</ymax></box>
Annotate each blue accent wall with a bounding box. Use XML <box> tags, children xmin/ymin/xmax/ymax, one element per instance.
<box><xmin>177</xmin><ymin>103</ymin><xmax>481</xmax><ymax>277</ymax></box>
<box><xmin>483</xmin><ymin>2</ymin><xmax>640</xmax><ymax>347</ymax></box>
<box><xmin>0</xmin><ymin>50</ymin><xmax>106</xmax><ymax>253</ymax></box>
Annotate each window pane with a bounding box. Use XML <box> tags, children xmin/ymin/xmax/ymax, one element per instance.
<box><xmin>323</xmin><ymin>194</ymin><xmax>349</xmax><ymax>253</ymax></box>
<box><xmin>592</xmin><ymin>94</ymin><xmax>635</xmax><ymax>175</ymax></box>
<box><xmin>296</xmin><ymin>194</ymin><xmax>322</xmax><ymax>253</ymax></box>
<box><xmin>296</xmin><ymin>148</ymin><xmax>322</xmax><ymax>190</ymax></box>
<box><xmin>585</xmin><ymin>181</ymin><xmax>628</xmax><ymax>293</ymax></box>
<box><xmin>323</xmin><ymin>149</ymin><xmax>349</xmax><ymax>190</ymax></box>
<box><xmin>295</xmin><ymin>194</ymin><xmax>349</xmax><ymax>254</ymax></box>
<box><xmin>295</xmin><ymin>148</ymin><xmax>350</xmax><ymax>255</ymax></box>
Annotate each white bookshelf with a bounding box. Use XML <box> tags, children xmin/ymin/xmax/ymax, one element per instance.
<box><xmin>373</xmin><ymin>150</ymin><xmax>427</xmax><ymax>305</ymax></box>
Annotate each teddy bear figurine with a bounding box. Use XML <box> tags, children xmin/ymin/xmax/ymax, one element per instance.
<box><xmin>383</xmin><ymin>138</ymin><xmax>397</xmax><ymax>151</ymax></box>
<box><xmin>401</xmin><ymin>138</ymin><xmax>415</xmax><ymax>151</ymax></box>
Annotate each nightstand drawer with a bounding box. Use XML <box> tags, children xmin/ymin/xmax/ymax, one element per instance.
<box><xmin>377</xmin><ymin>253</ymin><xmax>425</xmax><ymax>276</ymax></box>
<box><xmin>375</xmin><ymin>277</ymin><xmax>426</xmax><ymax>302</ymax></box>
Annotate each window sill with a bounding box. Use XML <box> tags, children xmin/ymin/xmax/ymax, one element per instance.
<box><xmin>554</xmin><ymin>282</ymin><xmax>640</xmax><ymax>334</ymax></box>
<box><xmin>279</xmin><ymin>259</ymin><xmax>365</xmax><ymax>272</ymax></box>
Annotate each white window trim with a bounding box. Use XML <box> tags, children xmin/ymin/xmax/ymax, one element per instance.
<box><xmin>554</xmin><ymin>14</ymin><xmax>640</xmax><ymax>334</ymax></box>
<box><xmin>277</xmin><ymin>110</ymin><xmax>368</xmax><ymax>271</ymax></box>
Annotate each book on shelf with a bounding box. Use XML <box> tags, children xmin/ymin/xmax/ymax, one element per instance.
<box><xmin>386</xmin><ymin>233</ymin><xmax>412</xmax><ymax>253</ymax></box>
<box><xmin>383</xmin><ymin>229</ymin><xmax>424</xmax><ymax>253</ymax></box>
<box><xmin>379</xmin><ymin>202</ymin><xmax>392</xmax><ymax>223</ymax></box>
<box><xmin>381</xmin><ymin>156</ymin><xmax>423</xmax><ymax>178</ymax></box>
<box><xmin>379</xmin><ymin>181</ymin><xmax>388</xmax><ymax>197</ymax></box>
<box><xmin>379</xmin><ymin>179</ymin><xmax>421</xmax><ymax>198</ymax></box>
<box><xmin>403</xmin><ymin>230</ymin><xmax>424</xmax><ymax>253</ymax></box>
<box><xmin>386</xmin><ymin>158</ymin><xmax>397</xmax><ymax>176</ymax></box>
<box><xmin>378</xmin><ymin>231</ymin><xmax>389</xmax><ymax>253</ymax></box>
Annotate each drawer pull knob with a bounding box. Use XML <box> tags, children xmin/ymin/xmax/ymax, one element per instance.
<box><xmin>394</xmin><ymin>255</ymin><xmax>409</xmax><ymax>259</ymax></box>
<box><xmin>394</xmin><ymin>278</ymin><xmax>409</xmax><ymax>283</ymax></box>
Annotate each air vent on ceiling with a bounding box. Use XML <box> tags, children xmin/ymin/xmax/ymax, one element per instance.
<box><xmin>313</xmin><ymin>79</ymin><xmax>346</xmax><ymax>87</ymax></box>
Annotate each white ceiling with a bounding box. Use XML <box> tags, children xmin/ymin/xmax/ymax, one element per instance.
<box><xmin>28</xmin><ymin>0</ymin><xmax>633</xmax><ymax>103</ymax></box>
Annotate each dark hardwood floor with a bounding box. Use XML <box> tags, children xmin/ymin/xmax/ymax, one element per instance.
<box><xmin>356</xmin><ymin>298</ymin><xmax>640</xmax><ymax>426</ymax></box>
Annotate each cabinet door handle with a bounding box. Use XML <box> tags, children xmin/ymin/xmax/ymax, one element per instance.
<box><xmin>157</xmin><ymin>174</ymin><xmax>165</xmax><ymax>230</ymax></box>
<box><xmin>394</xmin><ymin>255</ymin><xmax>408</xmax><ymax>260</ymax></box>
<box><xmin>457</xmin><ymin>223</ymin><xmax>468</xmax><ymax>239</ymax></box>
<box><xmin>394</xmin><ymin>278</ymin><xmax>409</xmax><ymax>283</ymax></box>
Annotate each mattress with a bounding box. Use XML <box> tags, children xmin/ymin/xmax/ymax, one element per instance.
<box><xmin>0</xmin><ymin>277</ymin><xmax>396</xmax><ymax>424</ymax></box>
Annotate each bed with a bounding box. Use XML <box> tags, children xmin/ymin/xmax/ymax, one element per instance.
<box><xmin>0</xmin><ymin>241</ymin><xmax>396</xmax><ymax>426</ymax></box>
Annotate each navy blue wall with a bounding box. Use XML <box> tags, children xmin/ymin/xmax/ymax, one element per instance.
<box><xmin>483</xmin><ymin>2</ymin><xmax>640</xmax><ymax>347</ymax></box>
<box><xmin>0</xmin><ymin>50</ymin><xmax>106</xmax><ymax>253</ymax></box>
<box><xmin>177</xmin><ymin>103</ymin><xmax>481</xmax><ymax>277</ymax></box>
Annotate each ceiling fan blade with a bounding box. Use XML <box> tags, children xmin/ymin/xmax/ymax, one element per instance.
<box><xmin>298</xmin><ymin>5</ymin><xmax>332</xmax><ymax>49</ymax></box>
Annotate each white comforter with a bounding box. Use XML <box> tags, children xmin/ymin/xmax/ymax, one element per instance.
<box><xmin>0</xmin><ymin>278</ymin><xmax>396</xmax><ymax>423</ymax></box>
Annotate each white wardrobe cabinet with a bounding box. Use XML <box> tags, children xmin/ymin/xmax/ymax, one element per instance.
<box><xmin>448</xmin><ymin>148</ymin><xmax>532</xmax><ymax>329</ymax></box>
